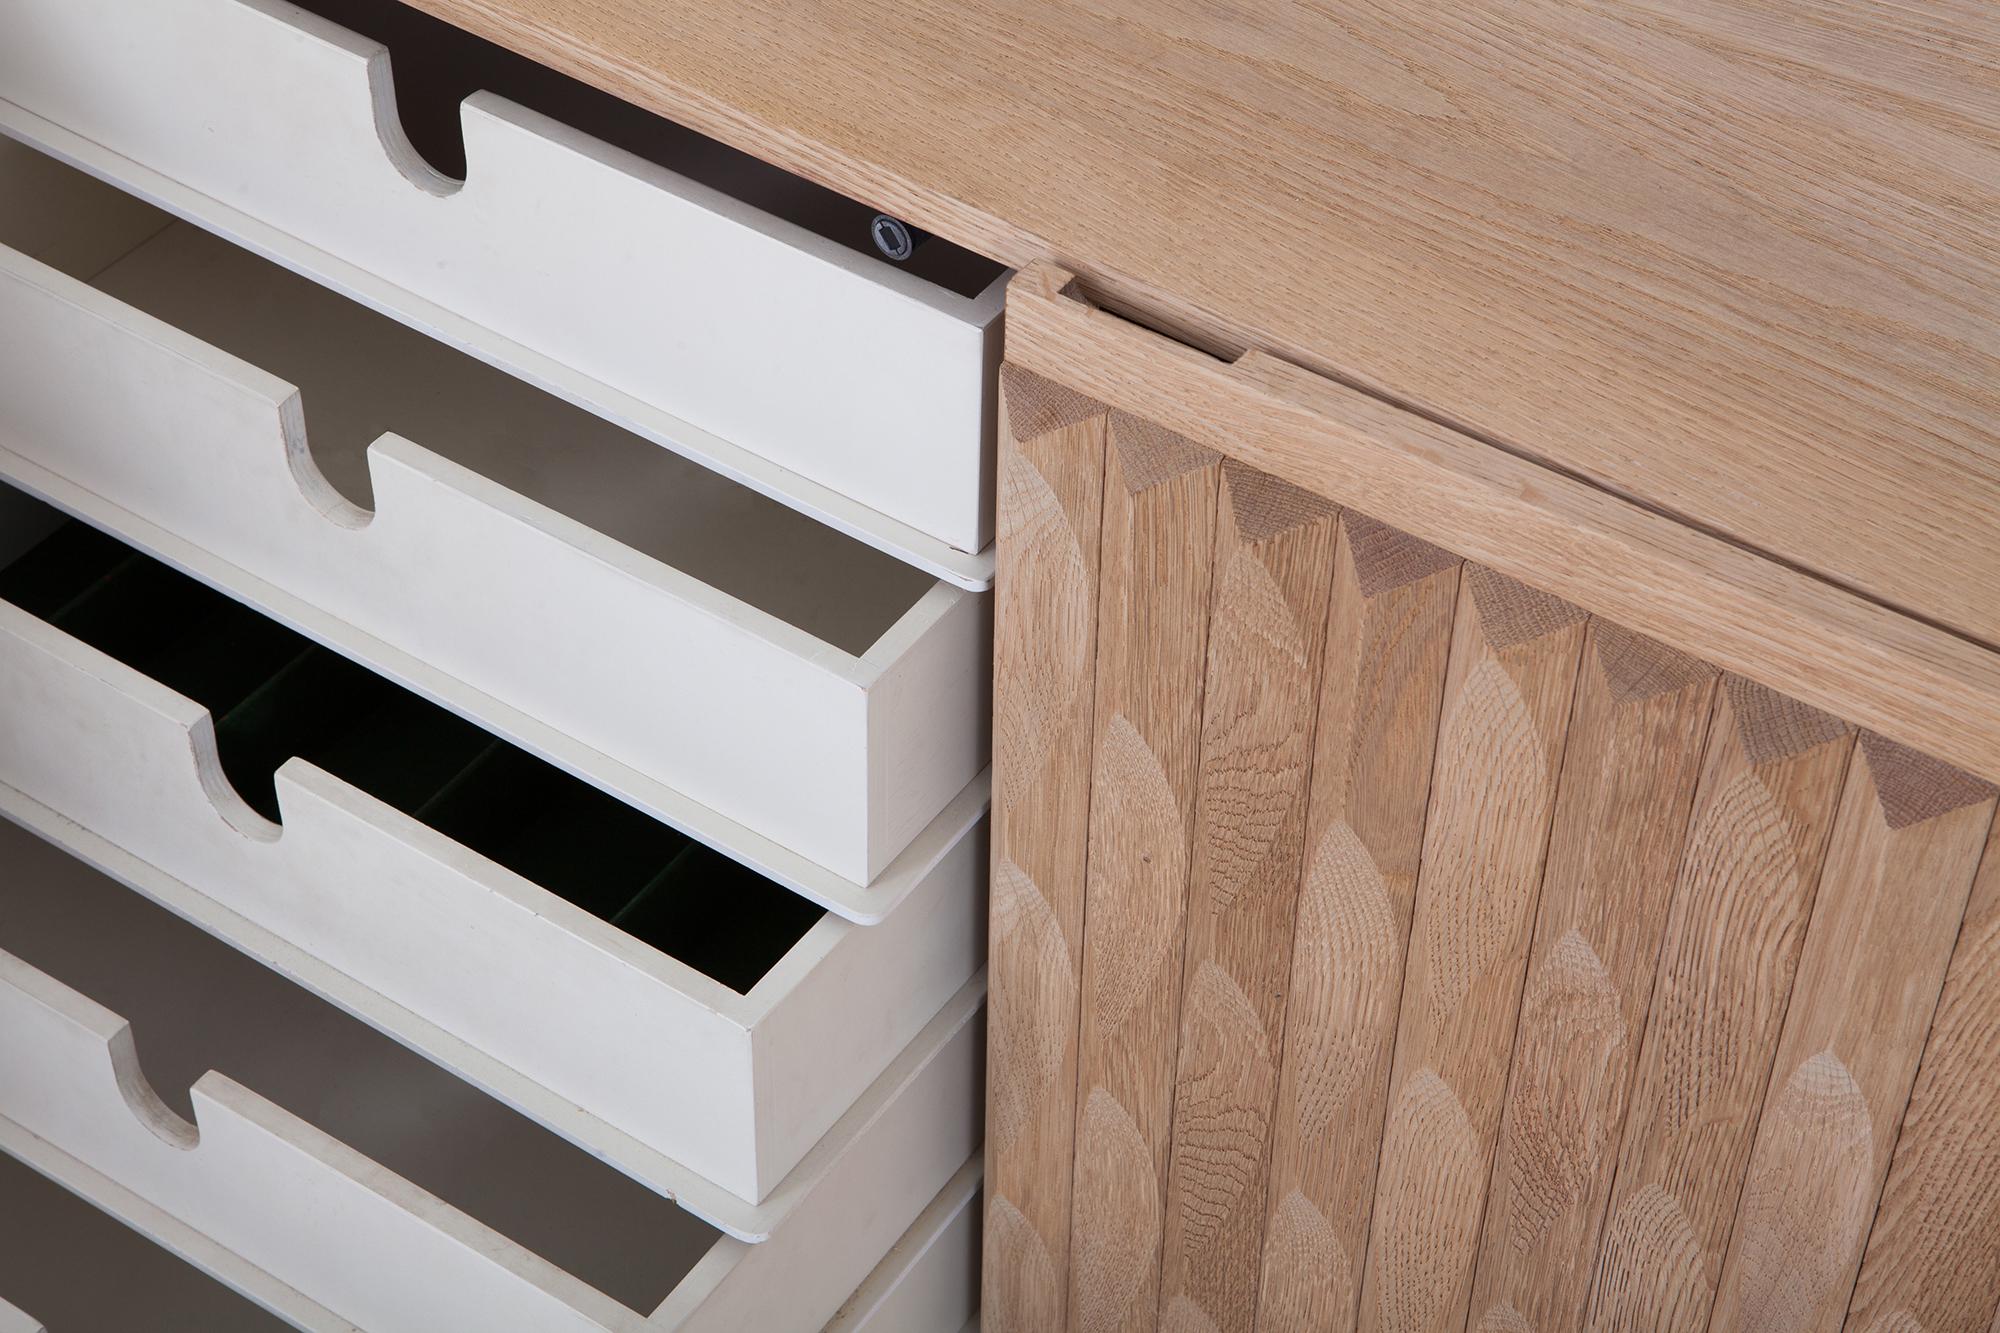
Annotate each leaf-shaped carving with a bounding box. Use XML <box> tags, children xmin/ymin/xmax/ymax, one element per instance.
<box><xmin>996</xmin><ymin>446</ymin><xmax>1096</xmax><ymax>775</ymax></box>
<box><xmin>1591</xmin><ymin>1183</ymin><xmax>1713</xmax><ymax>1330</ymax></box>
<box><xmin>1160</xmin><ymin>1295</ymin><xmax>1224</xmax><ymax>1333</ymax></box>
<box><xmin>1089</xmin><ymin>714</ymin><xmax>1189</xmax><ymax>1035</ymax></box>
<box><xmin>985</xmin><ymin>1193</ymin><xmax>1064</xmax><ymax>1333</ymax></box>
<box><xmin>1286</xmin><ymin>820</ymin><xmax>1398</xmax><ymax>1137</ymax></box>
<box><xmin>1645</xmin><ymin>767</ymin><xmax>1799</xmax><ymax>1149</ymax></box>
<box><xmin>1422</xmin><ymin>655</ymin><xmax>1550</xmax><ymax>1015</ymax></box>
<box><xmin>1861</xmin><ymin>1314</ymin><xmax>1926</xmax><ymax>1333</ymax></box>
<box><xmin>1731</xmin><ymin>1049</ymin><xmax>1876</xmax><ymax>1332</ymax></box>
<box><xmin>1200</xmin><ymin>546</ymin><xmax>1315</xmax><ymax>912</ymax></box>
<box><xmin>1257</xmin><ymin>1188</ymin><xmax>1351</xmax><ymax>1331</ymax></box>
<box><xmin>1503</xmin><ymin>928</ymin><xmax>1626</xmax><ymax>1250</ymax></box>
<box><xmin>1371</xmin><ymin>1068</ymin><xmax>1485</xmax><ymax>1333</ymax></box>
<box><xmin>1071</xmin><ymin>1088</ymin><xmax>1162</xmax><ymax>1333</ymax></box>
<box><xmin>989</xmin><ymin>857</ymin><xmax>1078</xmax><ymax>1152</ymax></box>
<box><xmin>1472</xmin><ymin>1302</ymin><xmax>1534</xmax><ymax>1333</ymax></box>
<box><xmin>1172</xmin><ymin>962</ymin><xmax>1275</xmax><ymax>1256</ymax></box>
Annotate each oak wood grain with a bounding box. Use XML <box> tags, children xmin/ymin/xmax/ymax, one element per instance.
<box><xmin>1157</xmin><ymin>461</ymin><xmax>1337</xmax><ymax>1333</ymax></box>
<box><xmin>1584</xmin><ymin>678</ymin><xmax>1854</xmax><ymax>1333</ymax></box>
<box><xmin>1845</xmin><ymin>818</ymin><xmax>2000</xmax><ymax>1333</ymax></box>
<box><xmin>1466</xmin><ymin>621</ymin><xmax>1717</xmax><ymax>1333</ymax></box>
<box><xmin>1709</xmin><ymin>735</ymin><xmax>1998</xmax><ymax>1333</ymax></box>
<box><xmin>1067</xmin><ymin>413</ymin><xmax>1222</xmax><ymax>1333</ymax></box>
<box><xmin>1256</xmin><ymin>512</ymin><xmax>1460</xmax><ymax>1332</ymax></box>
<box><xmin>408</xmin><ymin>0</ymin><xmax>2000</xmax><ymax>649</ymax></box>
<box><xmin>1357</xmin><ymin>567</ymin><xmax>1587</xmax><ymax>1333</ymax></box>
<box><xmin>985</xmin><ymin>364</ymin><xmax>1109</xmax><ymax>1333</ymax></box>
<box><xmin>1004</xmin><ymin>267</ymin><xmax>2000</xmax><ymax>788</ymax></box>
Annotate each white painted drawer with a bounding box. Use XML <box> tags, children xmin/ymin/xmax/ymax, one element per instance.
<box><xmin>0</xmin><ymin>0</ymin><xmax>1005</xmax><ymax>569</ymax></box>
<box><xmin>0</xmin><ymin>832</ymin><xmax>986</xmax><ymax>1331</ymax></box>
<box><xmin>0</xmin><ymin>139</ymin><xmax>988</xmax><ymax>893</ymax></box>
<box><xmin>826</xmin><ymin>1158</ymin><xmax>982</xmax><ymax>1333</ymax></box>
<box><xmin>0</xmin><ymin>501</ymin><xmax>984</xmax><ymax>1207</ymax></box>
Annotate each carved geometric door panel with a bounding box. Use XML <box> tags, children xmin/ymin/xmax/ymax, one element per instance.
<box><xmin>985</xmin><ymin>302</ymin><xmax>2000</xmax><ymax>1333</ymax></box>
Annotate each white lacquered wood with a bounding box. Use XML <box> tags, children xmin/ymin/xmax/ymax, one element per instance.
<box><xmin>0</xmin><ymin>937</ymin><xmax>986</xmax><ymax>1332</ymax></box>
<box><xmin>825</xmin><ymin>1158</ymin><xmax>981</xmax><ymax>1333</ymax></box>
<box><xmin>0</xmin><ymin>596</ymin><xmax>983</xmax><ymax>1207</ymax></box>
<box><xmin>0</xmin><ymin>169</ymin><xmax>989</xmax><ymax>890</ymax></box>
<box><xmin>0</xmin><ymin>0</ymin><xmax>1004</xmax><ymax>561</ymax></box>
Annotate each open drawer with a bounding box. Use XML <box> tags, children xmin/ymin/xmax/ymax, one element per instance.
<box><xmin>0</xmin><ymin>139</ymin><xmax>988</xmax><ymax>893</ymax></box>
<box><xmin>0</xmin><ymin>827</ymin><xmax>986</xmax><ymax>1331</ymax></box>
<box><xmin>0</xmin><ymin>1149</ymin><xmax>983</xmax><ymax>1332</ymax></box>
<box><xmin>0</xmin><ymin>501</ymin><xmax>984</xmax><ymax>1207</ymax></box>
<box><xmin>0</xmin><ymin>0</ymin><xmax>1006</xmax><ymax>569</ymax></box>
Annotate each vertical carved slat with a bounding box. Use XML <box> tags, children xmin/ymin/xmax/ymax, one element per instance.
<box><xmin>1584</xmin><ymin>678</ymin><xmax>1853</xmax><ymax>1332</ymax></box>
<box><xmin>1709</xmin><ymin>735</ymin><xmax>1998</xmax><ymax>1333</ymax></box>
<box><xmin>985</xmin><ymin>364</ymin><xmax>1111</xmax><ymax>1333</ymax></box>
<box><xmin>1067</xmin><ymin>413</ymin><xmax>1223</xmax><ymax>1333</ymax></box>
<box><xmin>1358</xmin><ymin>566</ymin><xmax>1588</xmax><ymax>1333</ymax></box>
<box><xmin>1255</xmin><ymin>513</ymin><xmax>1460</xmax><ymax>1332</ymax></box>
<box><xmin>1845</xmin><ymin>819</ymin><xmax>2000</xmax><ymax>1331</ymax></box>
<box><xmin>1157</xmin><ymin>461</ymin><xmax>1339</xmax><ymax>1333</ymax></box>
<box><xmin>1466</xmin><ymin>621</ymin><xmax>1718</xmax><ymax>1331</ymax></box>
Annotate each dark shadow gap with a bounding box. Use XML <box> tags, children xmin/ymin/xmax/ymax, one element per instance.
<box><xmin>290</xmin><ymin>0</ymin><xmax>1006</xmax><ymax>297</ymax></box>
<box><xmin>0</xmin><ymin>506</ymin><xmax>825</xmax><ymax>995</ymax></box>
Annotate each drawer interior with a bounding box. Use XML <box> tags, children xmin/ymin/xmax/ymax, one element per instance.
<box><xmin>283</xmin><ymin>0</ymin><xmax>1005</xmax><ymax>299</ymax></box>
<box><xmin>0</xmin><ymin>497</ymin><xmax>824</xmax><ymax>995</ymax></box>
<box><xmin>0</xmin><ymin>816</ymin><xmax>720</xmax><ymax>1315</ymax></box>
<box><xmin>0</xmin><ymin>1148</ymin><xmax>288</xmax><ymax>1331</ymax></box>
<box><xmin>0</xmin><ymin>137</ymin><xmax>940</xmax><ymax>657</ymax></box>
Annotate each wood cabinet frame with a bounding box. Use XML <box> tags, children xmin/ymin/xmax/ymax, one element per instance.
<box><xmin>985</xmin><ymin>263</ymin><xmax>2000</xmax><ymax>1332</ymax></box>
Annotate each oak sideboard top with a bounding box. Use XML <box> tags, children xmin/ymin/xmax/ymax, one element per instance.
<box><xmin>408</xmin><ymin>0</ymin><xmax>2000</xmax><ymax>652</ymax></box>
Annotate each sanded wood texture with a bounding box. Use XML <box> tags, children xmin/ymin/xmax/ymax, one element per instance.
<box><xmin>1256</xmin><ymin>514</ymin><xmax>1459</xmax><ymax>1331</ymax></box>
<box><xmin>1004</xmin><ymin>265</ymin><xmax>2000</xmax><ymax>789</ymax></box>
<box><xmin>1847</xmin><ymin>819</ymin><xmax>2000</xmax><ymax>1332</ymax></box>
<box><xmin>1467</xmin><ymin>622</ymin><xmax>1717</xmax><ymax>1332</ymax></box>
<box><xmin>1710</xmin><ymin>736</ymin><xmax>1997</xmax><ymax>1333</ymax></box>
<box><xmin>1359</xmin><ymin>567</ymin><xmax>1586</xmax><ymax>1333</ymax></box>
<box><xmin>1586</xmin><ymin>678</ymin><xmax>1855</xmax><ymax>1332</ymax></box>
<box><xmin>410</xmin><ymin>0</ymin><xmax>2000</xmax><ymax>654</ymax></box>
<box><xmin>1067</xmin><ymin>414</ymin><xmax>1221</xmax><ymax>1333</ymax></box>
<box><xmin>1157</xmin><ymin>461</ymin><xmax>1337</xmax><ymax>1332</ymax></box>
<box><xmin>984</xmin><ymin>364</ymin><xmax>1109</xmax><ymax>1333</ymax></box>
<box><xmin>984</xmin><ymin>355</ymin><xmax>2000</xmax><ymax>1332</ymax></box>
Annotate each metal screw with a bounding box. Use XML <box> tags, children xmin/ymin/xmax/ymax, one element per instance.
<box><xmin>870</xmin><ymin>214</ymin><xmax>928</xmax><ymax>262</ymax></box>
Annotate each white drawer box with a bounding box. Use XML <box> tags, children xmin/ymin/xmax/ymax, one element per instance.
<box><xmin>0</xmin><ymin>534</ymin><xmax>984</xmax><ymax>1206</ymax></box>
<box><xmin>827</xmin><ymin>1158</ymin><xmax>981</xmax><ymax>1333</ymax></box>
<box><xmin>0</xmin><ymin>934</ymin><xmax>986</xmax><ymax>1333</ymax></box>
<box><xmin>0</xmin><ymin>0</ymin><xmax>1005</xmax><ymax>568</ymax></box>
<box><xmin>0</xmin><ymin>139</ymin><xmax>989</xmax><ymax>894</ymax></box>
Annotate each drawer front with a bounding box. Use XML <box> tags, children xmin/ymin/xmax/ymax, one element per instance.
<box><xmin>0</xmin><ymin>0</ymin><xmax>1005</xmax><ymax>562</ymax></box>
<box><xmin>0</xmin><ymin>832</ymin><xmax>988</xmax><ymax>1331</ymax></box>
<box><xmin>0</xmin><ymin>512</ymin><xmax>982</xmax><ymax>1206</ymax></box>
<box><xmin>983</xmin><ymin>266</ymin><xmax>2000</xmax><ymax>1332</ymax></box>
<box><xmin>0</xmin><ymin>139</ymin><xmax>989</xmax><ymax>892</ymax></box>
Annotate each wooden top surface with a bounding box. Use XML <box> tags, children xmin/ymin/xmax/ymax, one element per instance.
<box><xmin>409</xmin><ymin>0</ymin><xmax>2000</xmax><ymax>646</ymax></box>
